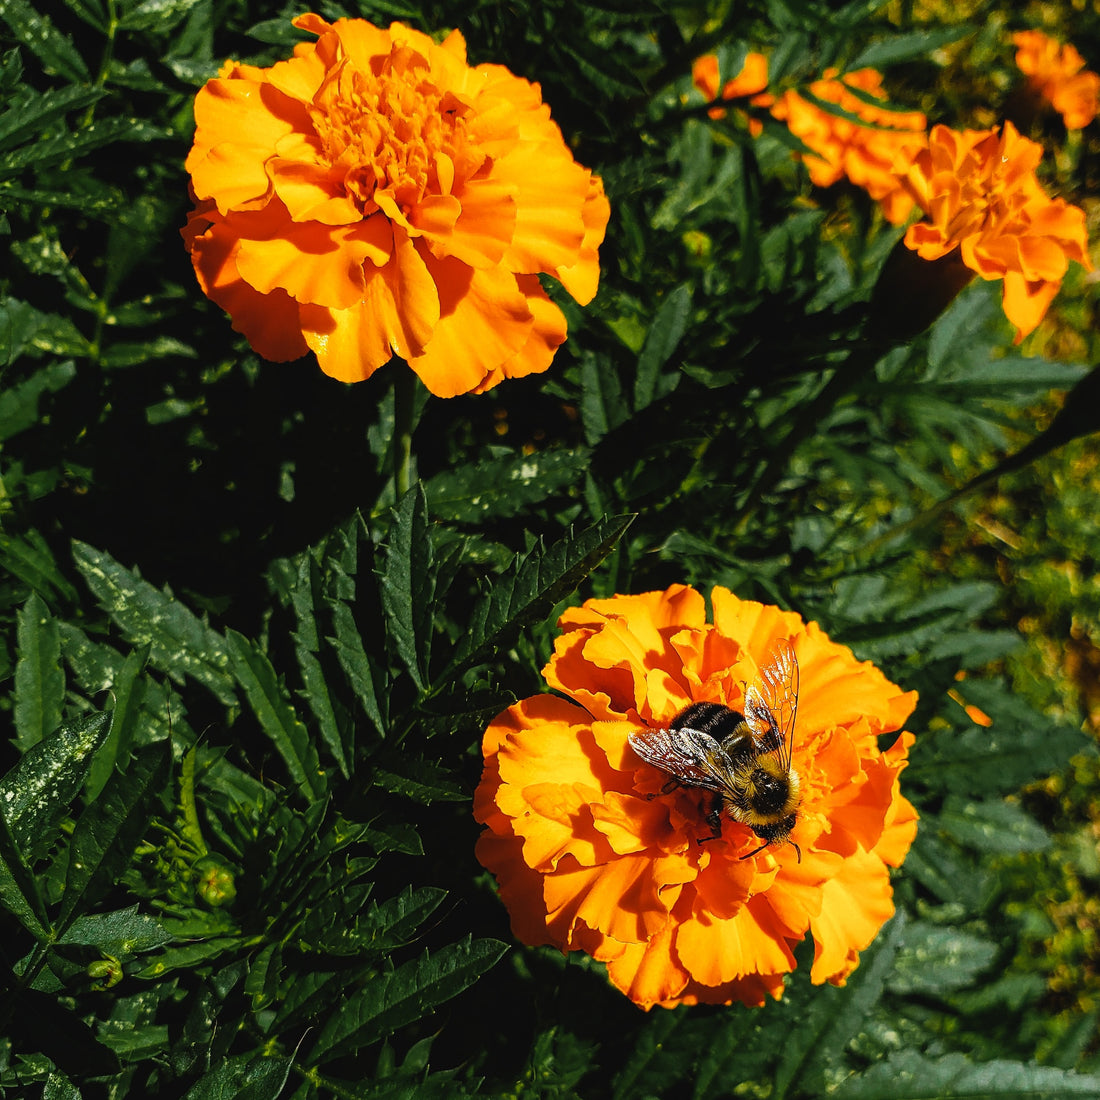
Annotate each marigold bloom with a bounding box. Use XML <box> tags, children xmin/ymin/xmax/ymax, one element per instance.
<box><xmin>897</xmin><ymin>122</ymin><xmax>1092</xmax><ymax>342</ymax></box>
<box><xmin>182</xmin><ymin>15</ymin><xmax>610</xmax><ymax>397</ymax></box>
<box><xmin>474</xmin><ymin>585</ymin><xmax>918</xmax><ymax>1009</ymax></box>
<box><xmin>692</xmin><ymin>53</ymin><xmax>772</xmax><ymax>130</ymax></box>
<box><xmin>770</xmin><ymin>69</ymin><xmax>926</xmax><ymax>225</ymax></box>
<box><xmin>1013</xmin><ymin>30</ymin><xmax>1100</xmax><ymax>130</ymax></box>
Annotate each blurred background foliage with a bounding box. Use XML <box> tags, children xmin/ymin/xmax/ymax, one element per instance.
<box><xmin>1</xmin><ymin>0</ymin><xmax>1100</xmax><ymax>1094</ymax></box>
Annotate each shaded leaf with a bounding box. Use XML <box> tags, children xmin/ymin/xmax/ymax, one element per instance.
<box><xmin>226</xmin><ymin>630</ymin><xmax>326</xmax><ymax>804</ymax></box>
<box><xmin>14</xmin><ymin>590</ymin><xmax>64</xmax><ymax>750</ymax></box>
<box><xmin>308</xmin><ymin>936</ymin><xmax>508</xmax><ymax>1064</ymax></box>
<box><xmin>73</xmin><ymin>540</ymin><xmax>236</xmax><ymax>705</ymax></box>
<box><xmin>380</xmin><ymin>483</ymin><xmax>436</xmax><ymax>694</ymax></box>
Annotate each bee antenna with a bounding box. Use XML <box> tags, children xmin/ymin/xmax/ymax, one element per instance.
<box><xmin>792</xmin><ymin>841</ymin><xmax>802</xmax><ymax>864</ymax></box>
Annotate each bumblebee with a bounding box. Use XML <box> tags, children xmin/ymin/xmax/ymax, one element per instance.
<box><xmin>627</xmin><ymin>640</ymin><xmax>803</xmax><ymax>860</ymax></box>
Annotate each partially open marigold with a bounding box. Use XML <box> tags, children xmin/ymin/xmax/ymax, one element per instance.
<box><xmin>474</xmin><ymin>585</ymin><xmax>918</xmax><ymax>1009</ymax></box>
<box><xmin>692</xmin><ymin>53</ymin><xmax>772</xmax><ymax>130</ymax></box>
<box><xmin>1013</xmin><ymin>30</ymin><xmax>1100</xmax><ymax>131</ymax></box>
<box><xmin>182</xmin><ymin>15</ymin><xmax>610</xmax><ymax>397</ymax></box>
<box><xmin>897</xmin><ymin>121</ymin><xmax>1092</xmax><ymax>342</ymax></box>
<box><xmin>769</xmin><ymin>69</ymin><xmax>926</xmax><ymax>225</ymax></box>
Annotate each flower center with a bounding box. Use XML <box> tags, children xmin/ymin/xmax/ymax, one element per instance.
<box><xmin>309</xmin><ymin>47</ymin><xmax>472</xmax><ymax>214</ymax></box>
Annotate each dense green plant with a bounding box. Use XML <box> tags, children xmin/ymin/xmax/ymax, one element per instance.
<box><xmin>1</xmin><ymin>0</ymin><xmax>1099</xmax><ymax>1095</ymax></box>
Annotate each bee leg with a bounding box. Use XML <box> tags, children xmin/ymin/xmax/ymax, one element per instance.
<box><xmin>791</xmin><ymin>841</ymin><xmax>802</xmax><ymax>864</ymax></box>
<box><xmin>660</xmin><ymin>778</ymin><xmax>681</xmax><ymax>795</ymax></box>
<box><xmin>738</xmin><ymin>839</ymin><xmax>770</xmax><ymax>861</ymax></box>
<box><xmin>697</xmin><ymin>800</ymin><xmax>723</xmax><ymax>843</ymax></box>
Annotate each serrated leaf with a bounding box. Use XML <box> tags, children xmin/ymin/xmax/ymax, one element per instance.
<box><xmin>442</xmin><ymin>513</ymin><xmax>634</xmax><ymax>684</ymax></box>
<box><xmin>329</xmin><ymin>599</ymin><xmax>388</xmax><ymax>736</ymax></box>
<box><xmin>907</xmin><ymin>683</ymin><xmax>1089</xmax><ymax>796</ymax></box>
<box><xmin>372</xmin><ymin>757</ymin><xmax>466</xmax><ymax>804</ymax></box>
<box><xmin>0</xmin><ymin>0</ymin><xmax>89</xmax><ymax>80</ymax></box>
<box><xmin>775</xmin><ymin>912</ymin><xmax>907</xmax><ymax>1099</ymax></box>
<box><xmin>181</xmin><ymin>1051</ymin><xmax>292</xmax><ymax>1099</ymax></box>
<box><xmin>580</xmin><ymin>351</ymin><xmax>629</xmax><ymax>445</ymax></box>
<box><xmin>73</xmin><ymin>540</ymin><xmax>236</xmax><ymax>706</ymax></box>
<box><xmin>831</xmin><ymin>1051</ymin><xmax>1100</xmax><ymax>1099</ymax></box>
<box><xmin>59</xmin><ymin>741</ymin><xmax>169</xmax><ymax>929</ymax></box>
<box><xmin>380</xmin><ymin>484</ymin><xmax>435</xmax><ymax>694</ymax></box>
<box><xmin>136</xmin><ymin>935</ymin><xmax>241</xmax><ymax>979</ymax></box>
<box><xmin>14</xmin><ymin>591</ymin><xmax>64</xmax><ymax>750</ymax></box>
<box><xmin>60</xmin><ymin>904</ymin><xmax>172</xmax><ymax>956</ymax></box>
<box><xmin>850</xmin><ymin>26</ymin><xmax>974</xmax><ymax>69</ymax></box>
<box><xmin>86</xmin><ymin>644</ymin><xmax>148</xmax><ymax>800</ymax></box>
<box><xmin>634</xmin><ymin>284</ymin><xmax>691</xmax><ymax>412</ymax></box>
<box><xmin>244</xmin><ymin>942</ymin><xmax>282</xmax><ymax>1011</ymax></box>
<box><xmin>308</xmin><ymin>936</ymin><xmax>508</xmax><ymax>1064</ymax></box>
<box><xmin>0</xmin><ymin>711</ymin><xmax>111</xmax><ymax>862</ymax></box>
<box><xmin>0</xmin><ymin>798</ymin><xmax>50</xmax><ymax>936</ymax></box>
<box><xmin>0</xmin><ymin>360</ymin><xmax>76</xmax><ymax>442</ymax></box>
<box><xmin>886</xmin><ymin>922</ymin><xmax>997</xmax><ymax>995</ymax></box>
<box><xmin>0</xmin><ymin>84</ymin><xmax>102</xmax><ymax>152</ymax></box>
<box><xmin>937</xmin><ymin>795</ymin><xmax>1052</xmax><ymax>855</ymax></box>
<box><xmin>118</xmin><ymin>0</ymin><xmax>204</xmax><ymax>32</ymax></box>
<box><xmin>226</xmin><ymin>630</ymin><xmax>326</xmax><ymax>804</ymax></box>
<box><xmin>424</xmin><ymin>448</ymin><xmax>590</xmax><ymax>523</ymax></box>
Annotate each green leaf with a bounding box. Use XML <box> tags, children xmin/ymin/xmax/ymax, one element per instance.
<box><xmin>59</xmin><ymin>904</ymin><xmax>172</xmax><ymax>956</ymax></box>
<box><xmin>0</xmin><ymin>84</ymin><xmax>101</xmax><ymax>152</ymax></box>
<box><xmin>73</xmin><ymin>540</ymin><xmax>236</xmax><ymax>705</ymax></box>
<box><xmin>372</xmin><ymin>756</ymin><xmax>466</xmax><ymax>804</ymax></box>
<box><xmin>774</xmin><ymin>912</ymin><xmax>907</xmax><ymax>1099</ymax></box>
<box><xmin>380</xmin><ymin>483</ymin><xmax>436</xmax><ymax>694</ymax></box>
<box><xmin>118</xmin><ymin>0</ymin><xmax>204</xmax><ymax>32</ymax></box>
<box><xmin>0</xmin><ymin>528</ymin><xmax>79</xmax><ymax>604</ymax></box>
<box><xmin>850</xmin><ymin>26</ymin><xmax>974</xmax><ymax>69</ymax></box>
<box><xmin>0</xmin><ymin>711</ymin><xmax>111</xmax><ymax>862</ymax></box>
<box><xmin>0</xmin><ymin>797</ymin><xmax>50</xmax><ymax>937</ymax></box>
<box><xmin>424</xmin><ymin>448</ymin><xmax>591</xmax><ymax>523</ymax></box>
<box><xmin>14</xmin><ymin>591</ymin><xmax>64</xmax><ymax>750</ymax></box>
<box><xmin>907</xmin><ymin>683</ymin><xmax>1089</xmax><ymax>796</ymax></box>
<box><xmin>937</xmin><ymin>795</ymin><xmax>1052</xmax><ymax>855</ymax></box>
<box><xmin>634</xmin><ymin>284</ymin><xmax>691</xmax><ymax>412</ymax></box>
<box><xmin>831</xmin><ymin>1051</ymin><xmax>1100</xmax><ymax>1099</ymax></box>
<box><xmin>886</xmin><ymin>922</ymin><xmax>998</xmax><ymax>995</ymax></box>
<box><xmin>330</xmin><ymin>599</ymin><xmax>388</xmax><ymax>737</ymax></box>
<box><xmin>59</xmin><ymin>741</ymin><xmax>170</xmax><ymax>929</ymax></box>
<box><xmin>244</xmin><ymin>941</ymin><xmax>283</xmax><ymax>1011</ymax></box>
<box><xmin>0</xmin><ymin>0</ymin><xmax>89</xmax><ymax>80</ymax></box>
<box><xmin>0</xmin><ymin>360</ymin><xmax>76</xmax><ymax>442</ymax></box>
<box><xmin>226</xmin><ymin>630</ymin><xmax>326</xmax><ymax>804</ymax></box>
<box><xmin>182</xmin><ymin>1051</ymin><xmax>294</xmax><ymax>1099</ymax></box>
<box><xmin>580</xmin><ymin>351</ymin><xmax>629</xmax><ymax>445</ymax></box>
<box><xmin>308</xmin><ymin>936</ymin><xmax>508</xmax><ymax>1064</ymax></box>
<box><xmin>86</xmin><ymin>644</ymin><xmax>149</xmax><ymax>800</ymax></box>
<box><xmin>442</xmin><ymin>513</ymin><xmax>634</xmax><ymax>684</ymax></box>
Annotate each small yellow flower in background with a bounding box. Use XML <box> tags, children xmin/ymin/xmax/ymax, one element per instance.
<box><xmin>897</xmin><ymin>121</ymin><xmax>1092</xmax><ymax>342</ymax></box>
<box><xmin>692</xmin><ymin>53</ymin><xmax>772</xmax><ymax>130</ymax></box>
<box><xmin>769</xmin><ymin>69</ymin><xmax>926</xmax><ymax>225</ymax></box>
<box><xmin>474</xmin><ymin>585</ymin><xmax>918</xmax><ymax>1009</ymax></box>
<box><xmin>182</xmin><ymin>14</ymin><xmax>610</xmax><ymax>398</ymax></box>
<box><xmin>1013</xmin><ymin>30</ymin><xmax>1100</xmax><ymax>131</ymax></box>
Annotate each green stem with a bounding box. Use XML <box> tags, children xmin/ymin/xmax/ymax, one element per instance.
<box><xmin>392</xmin><ymin>370</ymin><xmax>416</xmax><ymax>500</ymax></box>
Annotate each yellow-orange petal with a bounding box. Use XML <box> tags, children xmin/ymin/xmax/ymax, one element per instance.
<box><xmin>183</xmin><ymin>208</ymin><xmax>309</xmax><ymax>361</ymax></box>
<box><xmin>809</xmin><ymin>845</ymin><xmax>896</xmax><ymax>983</ymax></box>
<box><xmin>404</xmin><ymin>260</ymin><xmax>534</xmax><ymax>397</ymax></box>
<box><xmin>235</xmin><ymin>214</ymin><xmax>393</xmax><ymax>309</ymax></box>
<box><xmin>554</xmin><ymin>174</ymin><xmax>610</xmax><ymax>306</ymax></box>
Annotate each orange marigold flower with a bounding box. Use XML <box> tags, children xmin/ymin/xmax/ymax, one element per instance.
<box><xmin>182</xmin><ymin>14</ymin><xmax>610</xmax><ymax>397</ymax></box>
<box><xmin>474</xmin><ymin>585</ymin><xmax>918</xmax><ymax>1009</ymax></box>
<box><xmin>897</xmin><ymin>121</ymin><xmax>1092</xmax><ymax>342</ymax></box>
<box><xmin>692</xmin><ymin>53</ymin><xmax>772</xmax><ymax>130</ymax></box>
<box><xmin>1013</xmin><ymin>30</ymin><xmax>1100</xmax><ymax>130</ymax></box>
<box><xmin>770</xmin><ymin>69</ymin><xmax>926</xmax><ymax>225</ymax></box>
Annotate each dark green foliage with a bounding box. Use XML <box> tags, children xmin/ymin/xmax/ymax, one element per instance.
<box><xmin>0</xmin><ymin>0</ymin><xmax>1098</xmax><ymax>1094</ymax></box>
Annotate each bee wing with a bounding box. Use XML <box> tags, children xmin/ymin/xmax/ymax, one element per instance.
<box><xmin>628</xmin><ymin>726</ymin><xmax>735</xmax><ymax>795</ymax></box>
<box><xmin>743</xmin><ymin>639</ymin><xmax>799</xmax><ymax>769</ymax></box>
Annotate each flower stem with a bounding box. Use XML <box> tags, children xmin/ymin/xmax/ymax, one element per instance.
<box><xmin>392</xmin><ymin>370</ymin><xmax>416</xmax><ymax>501</ymax></box>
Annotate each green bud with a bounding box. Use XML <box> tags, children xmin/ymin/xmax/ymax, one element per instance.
<box><xmin>88</xmin><ymin>956</ymin><xmax>122</xmax><ymax>990</ymax></box>
<box><xmin>194</xmin><ymin>858</ymin><xmax>237</xmax><ymax>907</ymax></box>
